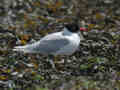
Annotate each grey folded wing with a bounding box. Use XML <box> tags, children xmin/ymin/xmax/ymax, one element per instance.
<box><xmin>33</xmin><ymin>36</ymin><xmax>70</xmax><ymax>54</ymax></box>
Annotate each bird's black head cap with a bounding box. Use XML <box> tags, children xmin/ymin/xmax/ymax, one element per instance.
<box><xmin>65</xmin><ymin>23</ymin><xmax>79</xmax><ymax>33</ymax></box>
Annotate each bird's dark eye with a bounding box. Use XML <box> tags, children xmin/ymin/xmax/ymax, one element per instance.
<box><xmin>65</xmin><ymin>23</ymin><xmax>79</xmax><ymax>33</ymax></box>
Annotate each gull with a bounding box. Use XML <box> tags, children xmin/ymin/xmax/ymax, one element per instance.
<box><xmin>13</xmin><ymin>23</ymin><xmax>86</xmax><ymax>69</ymax></box>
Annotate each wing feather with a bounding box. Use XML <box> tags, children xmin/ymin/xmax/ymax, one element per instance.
<box><xmin>13</xmin><ymin>33</ymin><xmax>70</xmax><ymax>54</ymax></box>
<box><xmin>34</xmin><ymin>34</ymin><xmax>69</xmax><ymax>54</ymax></box>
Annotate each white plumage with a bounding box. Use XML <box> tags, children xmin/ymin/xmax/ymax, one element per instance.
<box><xmin>13</xmin><ymin>27</ymin><xmax>80</xmax><ymax>55</ymax></box>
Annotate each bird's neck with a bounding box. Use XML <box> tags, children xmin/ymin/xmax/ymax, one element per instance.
<box><xmin>63</xmin><ymin>28</ymin><xmax>85</xmax><ymax>40</ymax></box>
<box><xmin>62</xmin><ymin>27</ymin><xmax>73</xmax><ymax>35</ymax></box>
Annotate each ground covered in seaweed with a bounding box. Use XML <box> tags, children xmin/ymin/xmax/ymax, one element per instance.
<box><xmin>0</xmin><ymin>0</ymin><xmax>120</xmax><ymax>90</ymax></box>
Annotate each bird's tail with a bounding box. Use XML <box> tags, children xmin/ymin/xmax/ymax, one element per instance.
<box><xmin>13</xmin><ymin>41</ymin><xmax>41</xmax><ymax>53</ymax></box>
<box><xmin>13</xmin><ymin>45</ymin><xmax>32</xmax><ymax>53</ymax></box>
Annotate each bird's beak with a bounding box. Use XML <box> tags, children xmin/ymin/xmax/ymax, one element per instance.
<box><xmin>80</xmin><ymin>27</ymin><xmax>88</xmax><ymax>32</ymax></box>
